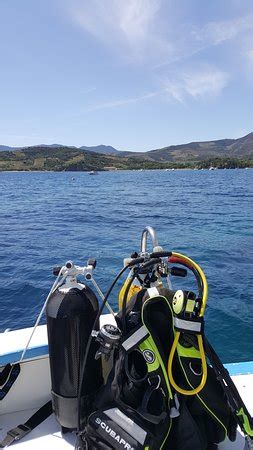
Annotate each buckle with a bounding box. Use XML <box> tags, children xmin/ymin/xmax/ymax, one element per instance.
<box><xmin>8</xmin><ymin>424</ymin><xmax>31</xmax><ymax>440</ymax></box>
<box><xmin>0</xmin><ymin>425</ymin><xmax>31</xmax><ymax>448</ymax></box>
<box><xmin>148</xmin><ymin>375</ymin><xmax>161</xmax><ymax>390</ymax></box>
<box><xmin>170</xmin><ymin>394</ymin><xmax>180</xmax><ymax>418</ymax></box>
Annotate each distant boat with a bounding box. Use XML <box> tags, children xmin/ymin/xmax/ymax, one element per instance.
<box><xmin>89</xmin><ymin>171</ymin><xmax>98</xmax><ymax>175</ymax></box>
<box><xmin>209</xmin><ymin>167</ymin><xmax>215</xmax><ymax>170</ymax></box>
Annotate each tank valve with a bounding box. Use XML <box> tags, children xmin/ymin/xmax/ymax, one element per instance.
<box><xmin>92</xmin><ymin>324</ymin><xmax>121</xmax><ymax>360</ymax></box>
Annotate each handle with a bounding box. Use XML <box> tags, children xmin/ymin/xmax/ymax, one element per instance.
<box><xmin>150</xmin><ymin>251</ymin><xmax>172</xmax><ymax>258</ymax></box>
<box><xmin>140</xmin><ymin>226</ymin><xmax>159</xmax><ymax>252</ymax></box>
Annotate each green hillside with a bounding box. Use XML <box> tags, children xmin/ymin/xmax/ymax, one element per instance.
<box><xmin>0</xmin><ymin>138</ymin><xmax>252</xmax><ymax>172</ymax></box>
<box><xmin>121</xmin><ymin>132</ymin><xmax>253</xmax><ymax>162</ymax></box>
<box><xmin>0</xmin><ymin>146</ymin><xmax>176</xmax><ymax>171</ymax></box>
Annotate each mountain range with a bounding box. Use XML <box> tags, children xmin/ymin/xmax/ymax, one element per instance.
<box><xmin>0</xmin><ymin>133</ymin><xmax>252</xmax><ymax>171</ymax></box>
<box><xmin>0</xmin><ymin>132</ymin><xmax>252</xmax><ymax>161</ymax></box>
<box><xmin>0</xmin><ymin>144</ymin><xmax>120</xmax><ymax>155</ymax></box>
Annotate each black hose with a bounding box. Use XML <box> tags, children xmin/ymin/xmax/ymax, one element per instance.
<box><xmin>121</xmin><ymin>270</ymin><xmax>138</xmax><ymax>334</ymax></box>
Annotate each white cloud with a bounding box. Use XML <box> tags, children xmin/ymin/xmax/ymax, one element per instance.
<box><xmin>63</xmin><ymin>1</ymin><xmax>253</xmax><ymax>104</ymax></box>
<box><xmin>164</xmin><ymin>67</ymin><xmax>229</xmax><ymax>103</ymax></box>
<box><xmin>153</xmin><ymin>13</ymin><xmax>253</xmax><ymax>70</ymax></box>
<box><xmin>199</xmin><ymin>15</ymin><xmax>253</xmax><ymax>46</ymax></box>
<box><xmin>65</xmin><ymin>1</ymin><xmax>253</xmax><ymax>71</ymax></box>
<box><xmin>67</xmin><ymin>0</ymin><xmax>167</xmax><ymax>61</ymax></box>
<box><xmin>86</xmin><ymin>91</ymin><xmax>157</xmax><ymax>112</ymax></box>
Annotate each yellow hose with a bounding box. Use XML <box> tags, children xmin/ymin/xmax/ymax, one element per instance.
<box><xmin>168</xmin><ymin>331</ymin><xmax>207</xmax><ymax>395</ymax></box>
<box><xmin>171</xmin><ymin>252</ymin><xmax>208</xmax><ymax>317</ymax></box>
<box><xmin>167</xmin><ymin>252</ymin><xmax>208</xmax><ymax>395</ymax></box>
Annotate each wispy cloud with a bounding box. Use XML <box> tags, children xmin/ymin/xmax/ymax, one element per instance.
<box><xmin>86</xmin><ymin>91</ymin><xmax>157</xmax><ymax>112</ymax></box>
<box><xmin>63</xmin><ymin>1</ymin><xmax>253</xmax><ymax>103</ymax></box>
<box><xmin>154</xmin><ymin>14</ymin><xmax>253</xmax><ymax>69</ymax></box>
<box><xmin>197</xmin><ymin>15</ymin><xmax>253</xmax><ymax>46</ymax></box>
<box><xmin>65</xmin><ymin>0</ymin><xmax>171</xmax><ymax>62</ymax></box>
<box><xmin>66</xmin><ymin>1</ymin><xmax>253</xmax><ymax>66</ymax></box>
<box><xmin>163</xmin><ymin>66</ymin><xmax>229</xmax><ymax>103</ymax></box>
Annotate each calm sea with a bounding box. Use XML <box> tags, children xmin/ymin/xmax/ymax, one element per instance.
<box><xmin>0</xmin><ymin>169</ymin><xmax>252</xmax><ymax>363</ymax></box>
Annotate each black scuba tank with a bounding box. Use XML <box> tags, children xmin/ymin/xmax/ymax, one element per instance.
<box><xmin>46</xmin><ymin>283</ymin><xmax>103</xmax><ymax>432</ymax></box>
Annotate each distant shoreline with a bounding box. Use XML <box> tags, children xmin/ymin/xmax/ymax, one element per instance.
<box><xmin>0</xmin><ymin>143</ymin><xmax>252</xmax><ymax>172</ymax></box>
<box><xmin>0</xmin><ymin>167</ymin><xmax>252</xmax><ymax>173</ymax></box>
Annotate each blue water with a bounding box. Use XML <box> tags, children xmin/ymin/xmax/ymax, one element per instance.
<box><xmin>0</xmin><ymin>169</ymin><xmax>252</xmax><ymax>363</ymax></box>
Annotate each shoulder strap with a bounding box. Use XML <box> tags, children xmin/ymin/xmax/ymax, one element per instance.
<box><xmin>0</xmin><ymin>401</ymin><xmax>52</xmax><ymax>448</ymax></box>
<box><xmin>204</xmin><ymin>337</ymin><xmax>253</xmax><ymax>440</ymax></box>
<box><xmin>137</xmin><ymin>375</ymin><xmax>167</xmax><ymax>424</ymax></box>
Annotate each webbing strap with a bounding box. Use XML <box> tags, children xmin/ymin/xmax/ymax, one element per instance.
<box><xmin>0</xmin><ymin>401</ymin><xmax>52</xmax><ymax>448</ymax></box>
<box><xmin>204</xmin><ymin>337</ymin><xmax>253</xmax><ymax>439</ymax></box>
<box><xmin>137</xmin><ymin>376</ymin><xmax>167</xmax><ymax>424</ymax></box>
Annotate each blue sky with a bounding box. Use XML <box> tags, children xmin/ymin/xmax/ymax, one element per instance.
<box><xmin>0</xmin><ymin>0</ymin><xmax>253</xmax><ymax>151</ymax></box>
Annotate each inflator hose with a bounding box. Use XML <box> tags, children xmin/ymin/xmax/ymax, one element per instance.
<box><xmin>170</xmin><ymin>252</ymin><xmax>208</xmax><ymax>315</ymax></box>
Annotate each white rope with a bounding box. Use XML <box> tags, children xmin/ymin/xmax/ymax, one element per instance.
<box><xmin>18</xmin><ymin>269</ymin><xmax>66</xmax><ymax>363</ymax></box>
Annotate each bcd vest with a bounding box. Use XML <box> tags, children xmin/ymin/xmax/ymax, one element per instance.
<box><xmin>82</xmin><ymin>287</ymin><xmax>237</xmax><ymax>450</ymax></box>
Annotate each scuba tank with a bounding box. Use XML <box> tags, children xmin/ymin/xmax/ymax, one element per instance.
<box><xmin>46</xmin><ymin>259</ymin><xmax>103</xmax><ymax>432</ymax></box>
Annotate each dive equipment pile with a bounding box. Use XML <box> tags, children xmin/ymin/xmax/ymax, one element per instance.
<box><xmin>0</xmin><ymin>226</ymin><xmax>252</xmax><ymax>450</ymax></box>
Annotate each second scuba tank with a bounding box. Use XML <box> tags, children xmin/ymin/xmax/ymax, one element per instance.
<box><xmin>46</xmin><ymin>276</ymin><xmax>103</xmax><ymax>432</ymax></box>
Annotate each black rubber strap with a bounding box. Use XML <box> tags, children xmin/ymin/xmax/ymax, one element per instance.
<box><xmin>0</xmin><ymin>364</ymin><xmax>20</xmax><ymax>401</ymax></box>
<box><xmin>0</xmin><ymin>365</ymin><xmax>12</xmax><ymax>385</ymax></box>
<box><xmin>204</xmin><ymin>337</ymin><xmax>253</xmax><ymax>436</ymax></box>
<box><xmin>0</xmin><ymin>401</ymin><xmax>52</xmax><ymax>448</ymax></box>
<box><xmin>137</xmin><ymin>376</ymin><xmax>167</xmax><ymax>424</ymax></box>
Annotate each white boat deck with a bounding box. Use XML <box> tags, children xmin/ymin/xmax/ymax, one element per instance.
<box><xmin>0</xmin><ymin>322</ymin><xmax>252</xmax><ymax>449</ymax></box>
<box><xmin>0</xmin><ymin>373</ymin><xmax>252</xmax><ymax>449</ymax></box>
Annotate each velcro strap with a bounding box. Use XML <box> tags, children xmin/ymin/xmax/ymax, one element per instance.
<box><xmin>122</xmin><ymin>325</ymin><xmax>149</xmax><ymax>352</ymax></box>
<box><xmin>174</xmin><ymin>317</ymin><xmax>204</xmax><ymax>334</ymax></box>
